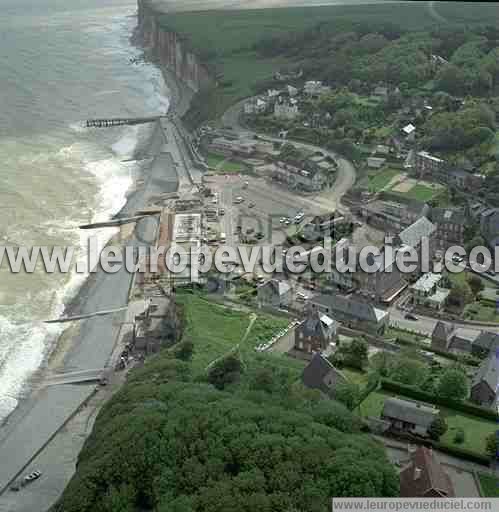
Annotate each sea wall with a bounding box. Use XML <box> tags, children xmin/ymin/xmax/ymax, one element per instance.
<box><xmin>136</xmin><ymin>0</ymin><xmax>212</xmax><ymax>93</ymax></box>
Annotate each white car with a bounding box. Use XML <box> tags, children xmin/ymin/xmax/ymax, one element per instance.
<box><xmin>279</xmin><ymin>217</ymin><xmax>286</xmax><ymax>223</ymax></box>
<box><xmin>296</xmin><ymin>292</ymin><xmax>309</xmax><ymax>301</ymax></box>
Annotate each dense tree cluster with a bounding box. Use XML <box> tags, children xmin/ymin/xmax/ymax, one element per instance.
<box><xmin>370</xmin><ymin>350</ymin><xmax>469</xmax><ymax>402</ymax></box>
<box><xmin>253</xmin><ymin>24</ymin><xmax>499</xmax><ymax>95</ymax></box>
<box><xmin>52</xmin><ymin>353</ymin><xmax>398</xmax><ymax>512</ymax></box>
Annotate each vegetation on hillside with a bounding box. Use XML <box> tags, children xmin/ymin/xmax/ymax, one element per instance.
<box><xmin>156</xmin><ymin>3</ymin><xmax>499</xmax><ymax>128</ymax></box>
<box><xmin>51</xmin><ymin>295</ymin><xmax>398</xmax><ymax>511</ymax></box>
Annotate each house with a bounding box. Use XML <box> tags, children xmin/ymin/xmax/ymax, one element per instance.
<box><xmin>312</xmin><ymin>293</ymin><xmax>389</xmax><ymax>334</ymax></box>
<box><xmin>257</xmin><ymin>279</ymin><xmax>291</xmax><ymax>309</ymax></box>
<box><xmin>431</xmin><ymin>321</ymin><xmax>499</xmax><ymax>357</ymax></box>
<box><xmin>429</xmin><ymin>208</ymin><xmax>467</xmax><ymax>250</ymax></box>
<box><xmin>207</xmin><ymin>137</ymin><xmax>255</xmax><ymax>157</ymax></box>
<box><xmin>396</xmin><ymin>216</ymin><xmax>436</xmax><ymax>259</ymax></box>
<box><xmin>304</xmin><ymin>80</ymin><xmax>331</xmax><ymax>97</ymax></box>
<box><xmin>301</xmin><ymin>353</ymin><xmax>347</xmax><ymax>396</ymax></box>
<box><xmin>411</xmin><ymin>273</ymin><xmax>450</xmax><ymax>310</ymax></box>
<box><xmin>271</xmin><ymin>161</ymin><xmax>327</xmax><ymax>192</ymax></box>
<box><xmin>367</xmin><ymin>157</ymin><xmax>387</xmax><ymax>169</ymax></box>
<box><xmin>381</xmin><ymin>397</ymin><xmax>439</xmax><ymax>437</ymax></box>
<box><xmin>415</xmin><ymin>151</ymin><xmax>445</xmax><ymax>179</ymax></box>
<box><xmin>470</xmin><ymin>352</ymin><xmax>499</xmax><ymax>408</ymax></box>
<box><xmin>360</xmin><ymin>196</ymin><xmax>430</xmax><ymax>233</ymax></box>
<box><xmin>400</xmin><ymin>446</ymin><xmax>455</xmax><ymax>497</ymax></box>
<box><xmin>274</xmin><ymin>96</ymin><xmax>299</xmax><ymax>120</ymax></box>
<box><xmin>353</xmin><ymin>245</ymin><xmax>409</xmax><ymax>303</ymax></box>
<box><xmin>373</xmin><ymin>86</ymin><xmax>388</xmax><ymax>100</ymax></box>
<box><xmin>134</xmin><ymin>295</ymin><xmax>175</xmax><ymax>354</ymax></box>
<box><xmin>402</xmin><ymin>123</ymin><xmax>416</xmax><ymax>141</ymax></box>
<box><xmin>243</xmin><ymin>97</ymin><xmax>267</xmax><ymax>115</ymax></box>
<box><xmin>294</xmin><ymin>307</ymin><xmax>338</xmax><ymax>354</ymax></box>
<box><xmin>480</xmin><ymin>208</ymin><xmax>499</xmax><ymax>248</ymax></box>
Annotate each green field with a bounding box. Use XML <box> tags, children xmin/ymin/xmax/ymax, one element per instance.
<box><xmin>478</xmin><ymin>473</ymin><xmax>499</xmax><ymax>497</ymax></box>
<box><xmin>176</xmin><ymin>292</ymin><xmax>290</xmax><ymax>373</ymax></box>
<box><xmin>156</xmin><ymin>2</ymin><xmax>498</xmax><ymax>126</ymax></box>
<box><xmin>367</xmin><ymin>168</ymin><xmax>400</xmax><ymax>192</ymax></box>
<box><xmin>388</xmin><ymin>181</ymin><xmax>445</xmax><ymax>202</ymax></box>
<box><xmin>464</xmin><ymin>301</ymin><xmax>499</xmax><ymax>323</ymax></box>
<box><xmin>204</xmin><ymin>152</ymin><xmax>247</xmax><ymax>173</ymax></box>
<box><xmin>359</xmin><ymin>390</ymin><xmax>497</xmax><ymax>455</ymax></box>
<box><xmin>402</xmin><ymin>183</ymin><xmax>441</xmax><ymax>201</ymax></box>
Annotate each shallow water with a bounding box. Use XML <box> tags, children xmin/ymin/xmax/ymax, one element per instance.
<box><xmin>0</xmin><ymin>0</ymin><xmax>170</xmax><ymax>422</ymax></box>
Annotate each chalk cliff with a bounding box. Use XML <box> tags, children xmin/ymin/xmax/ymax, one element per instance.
<box><xmin>136</xmin><ymin>0</ymin><xmax>212</xmax><ymax>93</ymax></box>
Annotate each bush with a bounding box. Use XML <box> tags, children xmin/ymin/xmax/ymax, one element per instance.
<box><xmin>380</xmin><ymin>379</ymin><xmax>498</xmax><ymax>421</ymax></box>
<box><xmin>454</xmin><ymin>428</ymin><xmax>465</xmax><ymax>444</ymax></box>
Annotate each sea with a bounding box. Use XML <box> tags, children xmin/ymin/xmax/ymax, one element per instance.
<box><xmin>0</xmin><ymin>0</ymin><xmax>170</xmax><ymax>423</ymax></box>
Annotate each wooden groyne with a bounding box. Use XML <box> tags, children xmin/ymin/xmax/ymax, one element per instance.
<box><xmin>86</xmin><ymin>116</ymin><xmax>164</xmax><ymax>128</ymax></box>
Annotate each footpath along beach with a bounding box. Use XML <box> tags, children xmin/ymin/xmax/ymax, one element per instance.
<box><xmin>0</xmin><ymin>37</ymin><xmax>197</xmax><ymax>512</ymax></box>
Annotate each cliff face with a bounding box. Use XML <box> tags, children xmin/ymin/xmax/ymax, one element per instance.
<box><xmin>137</xmin><ymin>0</ymin><xmax>212</xmax><ymax>93</ymax></box>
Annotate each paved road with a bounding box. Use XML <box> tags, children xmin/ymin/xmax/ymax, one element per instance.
<box><xmin>221</xmin><ymin>99</ymin><xmax>357</xmax><ymax>214</ymax></box>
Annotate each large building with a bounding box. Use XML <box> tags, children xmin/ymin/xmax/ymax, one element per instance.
<box><xmin>429</xmin><ymin>208</ymin><xmax>467</xmax><ymax>250</ymax></box>
<box><xmin>431</xmin><ymin>321</ymin><xmax>499</xmax><ymax>358</ymax></box>
<box><xmin>312</xmin><ymin>293</ymin><xmax>389</xmax><ymax>334</ymax></box>
<box><xmin>271</xmin><ymin>161</ymin><xmax>327</xmax><ymax>192</ymax></box>
<box><xmin>415</xmin><ymin>151</ymin><xmax>445</xmax><ymax>179</ymax></box>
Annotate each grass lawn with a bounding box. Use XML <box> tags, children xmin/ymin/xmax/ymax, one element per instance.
<box><xmin>440</xmin><ymin>408</ymin><xmax>498</xmax><ymax>454</ymax></box>
<box><xmin>342</xmin><ymin>368</ymin><xmax>369</xmax><ymax>386</ymax></box>
<box><xmin>176</xmin><ymin>292</ymin><xmax>289</xmax><ymax>373</ymax></box>
<box><xmin>359</xmin><ymin>390</ymin><xmax>391</xmax><ymax>418</ymax></box>
<box><xmin>359</xmin><ymin>387</ymin><xmax>497</xmax><ymax>455</ymax></box>
<box><xmin>464</xmin><ymin>301</ymin><xmax>499</xmax><ymax>323</ymax></box>
<box><xmin>478</xmin><ymin>473</ymin><xmax>499</xmax><ymax>497</ymax></box>
<box><xmin>389</xmin><ymin>182</ymin><xmax>444</xmax><ymax>202</ymax></box>
<box><xmin>205</xmin><ymin>152</ymin><xmax>227</xmax><ymax>168</ymax></box>
<box><xmin>403</xmin><ymin>183</ymin><xmax>441</xmax><ymax>201</ymax></box>
<box><xmin>204</xmin><ymin>152</ymin><xmax>247</xmax><ymax>173</ymax></box>
<box><xmin>368</xmin><ymin>168</ymin><xmax>400</xmax><ymax>192</ymax></box>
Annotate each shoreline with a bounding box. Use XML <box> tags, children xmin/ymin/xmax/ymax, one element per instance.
<box><xmin>0</xmin><ymin>15</ymin><xmax>196</xmax><ymax>507</ymax></box>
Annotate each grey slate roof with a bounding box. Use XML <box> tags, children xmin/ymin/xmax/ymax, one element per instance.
<box><xmin>472</xmin><ymin>353</ymin><xmax>499</xmax><ymax>394</ymax></box>
<box><xmin>300</xmin><ymin>309</ymin><xmax>336</xmax><ymax>339</ymax></box>
<box><xmin>312</xmin><ymin>294</ymin><xmax>388</xmax><ymax>324</ymax></box>
<box><xmin>301</xmin><ymin>353</ymin><xmax>347</xmax><ymax>395</ymax></box>
<box><xmin>382</xmin><ymin>397</ymin><xmax>439</xmax><ymax>429</ymax></box>
<box><xmin>473</xmin><ymin>332</ymin><xmax>499</xmax><ymax>352</ymax></box>
<box><xmin>398</xmin><ymin>217</ymin><xmax>436</xmax><ymax>248</ymax></box>
<box><xmin>432</xmin><ymin>321</ymin><xmax>454</xmax><ymax>341</ymax></box>
<box><xmin>430</xmin><ymin>208</ymin><xmax>467</xmax><ymax>226</ymax></box>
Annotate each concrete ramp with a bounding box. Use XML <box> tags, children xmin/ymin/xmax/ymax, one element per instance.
<box><xmin>44</xmin><ymin>369</ymin><xmax>106</xmax><ymax>387</ymax></box>
<box><xmin>0</xmin><ymin>385</ymin><xmax>96</xmax><ymax>496</ymax></box>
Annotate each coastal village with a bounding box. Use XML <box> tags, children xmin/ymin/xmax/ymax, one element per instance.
<box><xmin>3</xmin><ymin>1</ymin><xmax>499</xmax><ymax>510</ymax></box>
<box><xmin>114</xmin><ymin>72</ymin><xmax>499</xmax><ymax>498</ymax></box>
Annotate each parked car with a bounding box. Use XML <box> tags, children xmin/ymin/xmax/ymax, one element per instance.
<box><xmin>296</xmin><ymin>292</ymin><xmax>309</xmax><ymax>301</ymax></box>
<box><xmin>248</xmin><ymin>202</ymin><xmax>255</xmax><ymax>208</ymax></box>
<box><xmin>404</xmin><ymin>313</ymin><xmax>418</xmax><ymax>321</ymax></box>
